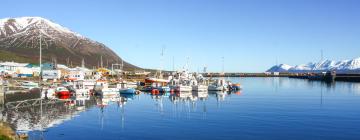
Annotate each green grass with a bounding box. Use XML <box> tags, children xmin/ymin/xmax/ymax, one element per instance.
<box><xmin>0</xmin><ymin>135</ymin><xmax>12</xmax><ymax>140</ymax></box>
<box><xmin>0</xmin><ymin>50</ymin><xmax>37</xmax><ymax>63</ymax></box>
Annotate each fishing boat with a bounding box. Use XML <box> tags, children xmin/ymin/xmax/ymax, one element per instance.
<box><xmin>208</xmin><ymin>79</ymin><xmax>227</xmax><ymax>91</ymax></box>
<box><xmin>143</xmin><ymin>77</ymin><xmax>170</xmax><ymax>92</ymax></box>
<box><xmin>55</xmin><ymin>87</ymin><xmax>71</xmax><ymax>96</ymax></box>
<box><xmin>117</xmin><ymin>82</ymin><xmax>137</xmax><ymax>94</ymax></box>
<box><xmin>41</xmin><ymin>86</ymin><xmax>56</xmax><ymax>99</ymax></box>
<box><xmin>94</xmin><ymin>80</ymin><xmax>118</xmax><ymax>96</ymax></box>
<box><xmin>208</xmin><ymin>85</ymin><xmax>224</xmax><ymax>91</ymax></box>
<box><xmin>172</xmin><ymin>85</ymin><xmax>192</xmax><ymax>92</ymax></box>
<box><xmin>158</xmin><ymin>86</ymin><xmax>171</xmax><ymax>92</ymax></box>
<box><xmin>192</xmin><ymin>85</ymin><xmax>208</xmax><ymax>92</ymax></box>
<box><xmin>21</xmin><ymin>81</ymin><xmax>39</xmax><ymax>89</ymax></box>
<box><xmin>190</xmin><ymin>73</ymin><xmax>208</xmax><ymax>92</ymax></box>
<box><xmin>69</xmin><ymin>80</ymin><xmax>93</xmax><ymax>95</ymax></box>
<box><xmin>230</xmin><ymin>83</ymin><xmax>242</xmax><ymax>91</ymax></box>
<box><xmin>119</xmin><ymin>88</ymin><xmax>136</xmax><ymax>94</ymax></box>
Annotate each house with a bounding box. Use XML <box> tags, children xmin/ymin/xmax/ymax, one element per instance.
<box><xmin>42</xmin><ymin>63</ymin><xmax>56</xmax><ymax>70</ymax></box>
<box><xmin>65</xmin><ymin>68</ymin><xmax>85</xmax><ymax>81</ymax></box>
<box><xmin>16</xmin><ymin>67</ymin><xmax>34</xmax><ymax>77</ymax></box>
<box><xmin>0</xmin><ymin>62</ymin><xmax>37</xmax><ymax>77</ymax></box>
<box><xmin>0</xmin><ymin>62</ymin><xmax>29</xmax><ymax>72</ymax></box>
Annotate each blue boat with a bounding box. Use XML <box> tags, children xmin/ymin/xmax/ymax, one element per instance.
<box><xmin>119</xmin><ymin>88</ymin><xmax>136</xmax><ymax>94</ymax></box>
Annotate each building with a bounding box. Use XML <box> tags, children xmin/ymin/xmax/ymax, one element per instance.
<box><xmin>0</xmin><ymin>62</ymin><xmax>30</xmax><ymax>74</ymax></box>
<box><xmin>42</xmin><ymin>70</ymin><xmax>62</xmax><ymax>80</ymax></box>
<box><xmin>0</xmin><ymin>62</ymin><xmax>38</xmax><ymax>77</ymax></box>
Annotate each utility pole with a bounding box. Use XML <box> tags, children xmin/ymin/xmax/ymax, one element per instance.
<box><xmin>81</xmin><ymin>58</ymin><xmax>85</xmax><ymax>68</ymax></box>
<box><xmin>100</xmin><ymin>55</ymin><xmax>103</xmax><ymax>68</ymax></box>
<box><xmin>39</xmin><ymin>31</ymin><xmax>42</xmax><ymax>84</ymax></box>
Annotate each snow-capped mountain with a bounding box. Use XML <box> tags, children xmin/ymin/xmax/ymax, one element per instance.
<box><xmin>267</xmin><ymin>64</ymin><xmax>293</xmax><ymax>72</ymax></box>
<box><xmin>0</xmin><ymin>17</ymin><xmax>138</xmax><ymax>69</ymax></box>
<box><xmin>267</xmin><ymin>58</ymin><xmax>360</xmax><ymax>74</ymax></box>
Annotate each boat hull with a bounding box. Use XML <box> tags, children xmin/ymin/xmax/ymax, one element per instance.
<box><xmin>172</xmin><ymin>86</ymin><xmax>192</xmax><ymax>92</ymax></box>
<box><xmin>208</xmin><ymin>85</ymin><xmax>224</xmax><ymax>91</ymax></box>
<box><xmin>120</xmin><ymin>88</ymin><xmax>136</xmax><ymax>94</ymax></box>
<box><xmin>56</xmin><ymin>91</ymin><xmax>71</xmax><ymax>96</ymax></box>
<box><xmin>192</xmin><ymin>85</ymin><xmax>208</xmax><ymax>92</ymax></box>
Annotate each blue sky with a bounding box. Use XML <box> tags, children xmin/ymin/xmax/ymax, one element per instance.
<box><xmin>1</xmin><ymin>0</ymin><xmax>360</xmax><ymax>72</ymax></box>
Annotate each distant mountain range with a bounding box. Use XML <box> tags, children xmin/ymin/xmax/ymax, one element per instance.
<box><xmin>0</xmin><ymin>17</ymin><xmax>139</xmax><ymax>70</ymax></box>
<box><xmin>267</xmin><ymin>58</ymin><xmax>360</xmax><ymax>74</ymax></box>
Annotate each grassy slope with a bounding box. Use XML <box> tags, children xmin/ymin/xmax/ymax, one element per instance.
<box><xmin>0</xmin><ymin>50</ymin><xmax>38</xmax><ymax>63</ymax></box>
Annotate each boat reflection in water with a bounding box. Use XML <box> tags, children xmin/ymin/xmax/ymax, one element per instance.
<box><xmin>0</xmin><ymin>88</ymin><xmax>241</xmax><ymax>138</ymax></box>
<box><xmin>0</xmin><ymin>93</ymin><xmax>96</xmax><ymax>138</ymax></box>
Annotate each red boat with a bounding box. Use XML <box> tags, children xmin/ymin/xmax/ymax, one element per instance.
<box><xmin>56</xmin><ymin>87</ymin><xmax>71</xmax><ymax>96</ymax></box>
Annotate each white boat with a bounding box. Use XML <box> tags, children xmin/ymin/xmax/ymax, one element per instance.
<box><xmin>208</xmin><ymin>85</ymin><xmax>225</xmax><ymax>91</ymax></box>
<box><xmin>172</xmin><ymin>85</ymin><xmax>192</xmax><ymax>92</ymax></box>
<box><xmin>71</xmin><ymin>80</ymin><xmax>93</xmax><ymax>95</ymax></box>
<box><xmin>94</xmin><ymin>81</ymin><xmax>119</xmax><ymax>96</ymax></box>
<box><xmin>195</xmin><ymin>91</ymin><xmax>208</xmax><ymax>100</ymax></box>
<box><xmin>126</xmin><ymin>82</ymin><xmax>138</xmax><ymax>89</ymax></box>
<box><xmin>192</xmin><ymin>85</ymin><xmax>208</xmax><ymax>92</ymax></box>
<box><xmin>21</xmin><ymin>81</ymin><xmax>39</xmax><ymax>89</ymax></box>
<box><xmin>117</xmin><ymin>82</ymin><xmax>136</xmax><ymax>94</ymax></box>
<box><xmin>41</xmin><ymin>86</ymin><xmax>56</xmax><ymax>99</ymax></box>
<box><xmin>208</xmin><ymin>79</ymin><xmax>227</xmax><ymax>91</ymax></box>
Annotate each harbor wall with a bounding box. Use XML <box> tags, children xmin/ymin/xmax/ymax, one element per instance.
<box><xmin>203</xmin><ymin>73</ymin><xmax>360</xmax><ymax>82</ymax></box>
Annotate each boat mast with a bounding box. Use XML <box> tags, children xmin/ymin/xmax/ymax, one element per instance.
<box><xmin>221</xmin><ymin>56</ymin><xmax>224</xmax><ymax>75</ymax></box>
<box><xmin>159</xmin><ymin>46</ymin><xmax>165</xmax><ymax>78</ymax></box>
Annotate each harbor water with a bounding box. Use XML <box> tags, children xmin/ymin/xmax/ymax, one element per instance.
<box><xmin>2</xmin><ymin>77</ymin><xmax>360</xmax><ymax>140</ymax></box>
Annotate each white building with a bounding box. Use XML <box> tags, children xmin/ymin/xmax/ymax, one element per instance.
<box><xmin>42</xmin><ymin>70</ymin><xmax>62</xmax><ymax>80</ymax></box>
<box><xmin>65</xmin><ymin>67</ymin><xmax>92</xmax><ymax>81</ymax></box>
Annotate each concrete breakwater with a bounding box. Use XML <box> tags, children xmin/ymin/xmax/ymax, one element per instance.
<box><xmin>203</xmin><ymin>73</ymin><xmax>360</xmax><ymax>82</ymax></box>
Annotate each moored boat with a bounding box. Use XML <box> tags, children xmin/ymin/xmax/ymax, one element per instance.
<box><xmin>21</xmin><ymin>81</ymin><xmax>39</xmax><ymax>89</ymax></box>
<box><xmin>120</xmin><ymin>88</ymin><xmax>136</xmax><ymax>94</ymax></box>
<box><xmin>55</xmin><ymin>87</ymin><xmax>71</xmax><ymax>96</ymax></box>
<box><xmin>172</xmin><ymin>85</ymin><xmax>192</xmax><ymax>92</ymax></box>
<box><xmin>192</xmin><ymin>85</ymin><xmax>208</xmax><ymax>92</ymax></box>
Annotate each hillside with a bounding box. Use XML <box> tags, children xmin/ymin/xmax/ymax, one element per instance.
<box><xmin>0</xmin><ymin>17</ymin><xmax>139</xmax><ymax>70</ymax></box>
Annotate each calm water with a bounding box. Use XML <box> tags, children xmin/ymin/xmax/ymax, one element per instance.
<box><xmin>2</xmin><ymin>77</ymin><xmax>360</xmax><ymax>140</ymax></box>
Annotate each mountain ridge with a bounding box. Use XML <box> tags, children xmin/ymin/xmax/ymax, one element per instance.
<box><xmin>267</xmin><ymin>57</ymin><xmax>360</xmax><ymax>73</ymax></box>
<box><xmin>0</xmin><ymin>16</ymin><xmax>139</xmax><ymax>70</ymax></box>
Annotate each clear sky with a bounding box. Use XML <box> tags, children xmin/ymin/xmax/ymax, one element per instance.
<box><xmin>1</xmin><ymin>0</ymin><xmax>359</xmax><ymax>72</ymax></box>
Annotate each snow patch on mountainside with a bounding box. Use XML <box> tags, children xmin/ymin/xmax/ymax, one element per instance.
<box><xmin>0</xmin><ymin>17</ymin><xmax>82</xmax><ymax>37</ymax></box>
